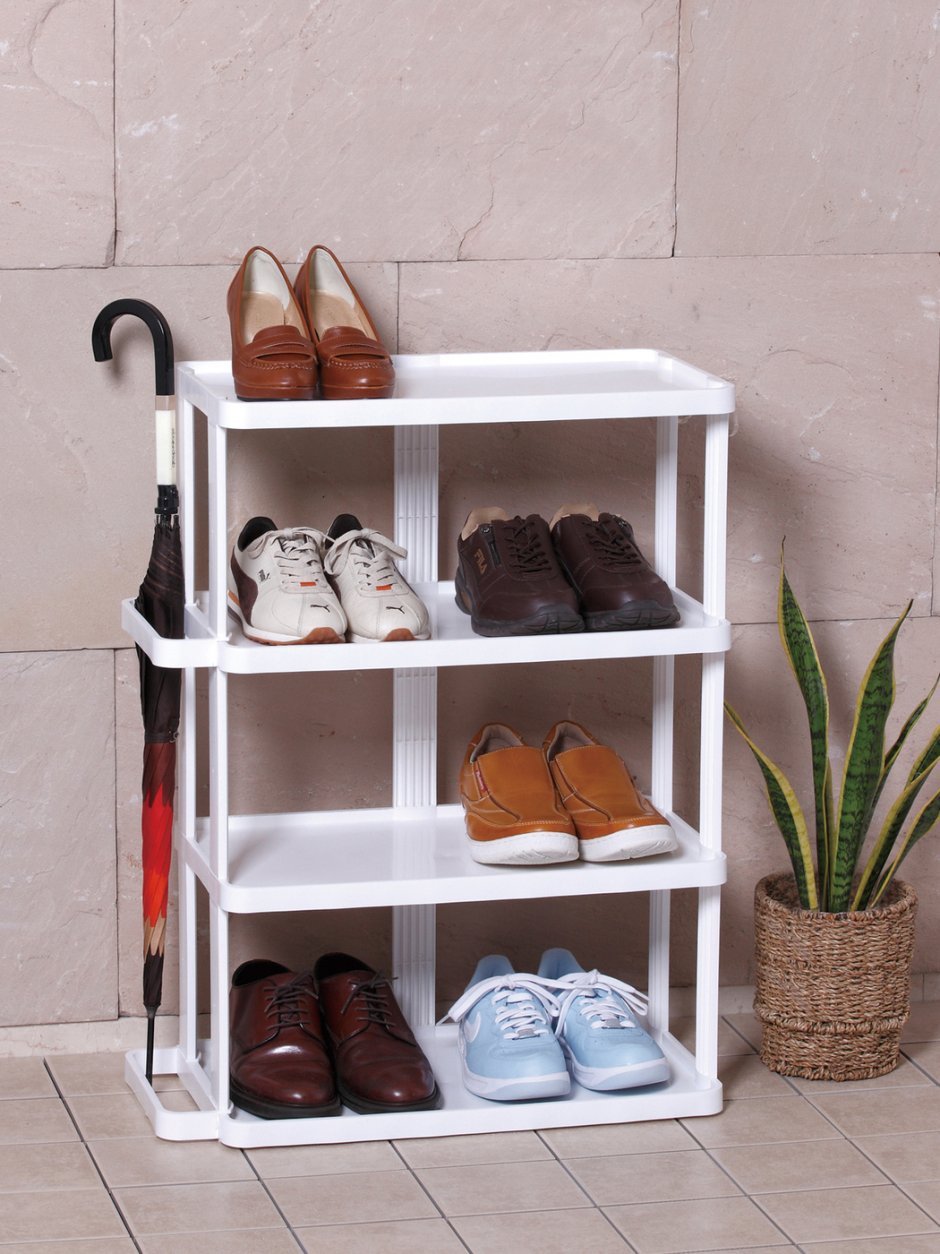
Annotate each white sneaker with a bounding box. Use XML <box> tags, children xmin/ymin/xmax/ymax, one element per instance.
<box><xmin>324</xmin><ymin>514</ymin><xmax>431</xmax><ymax>643</ymax></box>
<box><xmin>228</xmin><ymin>517</ymin><xmax>347</xmax><ymax>645</ymax></box>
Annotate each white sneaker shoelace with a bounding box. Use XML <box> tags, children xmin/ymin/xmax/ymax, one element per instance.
<box><xmin>324</xmin><ymin>528</ymin><xmax>409</xmax><ymax>592</ymax></box>
<box><xmin>268</xmin><ymin>528</ymin><xmax>328</xmax><ymax>590</ymax></box>
<box><xmin>550</xmin><ymin>970</ymin><xmax>648</xmax><ymax>1036</ymax></box>
<box><xmin>444</xmin><ymin>974</ymin><xmax>561</xmax><ymax>1041</ymax></box>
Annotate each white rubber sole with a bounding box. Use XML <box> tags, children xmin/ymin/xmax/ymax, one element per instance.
<box><xmin>468</xmin><ymin>831</ymin><xmax>579</xmax><ymax>866</ymax></box>
<box><xmin>227</xmin><ymin>592</ymin><xmax>345</xmax><ymax>645</ymax></box>
<box><xmin>460</xmin><ymin>1060</ymin><xmax>571</xmax><ymax>1102</ymax></box>
<box><xmin>348</xmin><ymin>629</ymin><xmax>431</xmax><ymax>643</ymax></box>
<box><xmin>566</xmin><ymin>1049</ymin><xmax>670</xmax><ymax>1092</ymax></box>
<box><xmin>578</xmin><ymin>824</ymin><xmax>678</xmax><ymax>863</ymax></box>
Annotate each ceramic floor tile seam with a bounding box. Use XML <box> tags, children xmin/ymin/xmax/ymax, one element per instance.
<box><xmin>233</xmin><ymin>1138</ymin><xmax>307</xmax><ymax>1250</ymax></box>
<box><xmin>746</xmin><ymin>1183</ymin><xmax>940</xmax><ymax>1247</ymax></box>
<box><xmin>900</xmin><ymin>1045</ymin><xmax>940</xmax><ymax>1087</ymax></box>
<box><xmin>380</xmin><ymin>1142</ymin><xmax>474</xmax><ymax>1250</ymax></box>
<box><xmin>41</xmin><ymin>1058</ymin><xmax>144</xmax><ymax>1252</ymax></box>
<box><xmin>720</xmin><ymin>1013</ymin><xmax>764</xmax><ymax>1056</ymax></box>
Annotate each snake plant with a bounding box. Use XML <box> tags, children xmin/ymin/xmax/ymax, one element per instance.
<box><xmin>726</xmin><ymin>552</ymin><xmax>940</xmax><ymax>911</ymax></box>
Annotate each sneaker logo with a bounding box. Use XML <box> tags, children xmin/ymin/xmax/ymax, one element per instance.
<box><xmin>386</xmin><ymin>605</ymin><xmax>405</xmax><ymax>613</ymax></box>
<box><xmin>308</xmin><ymin>603</ymin><xmax>332</xmax><ymax>612</ymax></box>
<box><xmin>463</xmin><ymin>1012</ymin><xmax>483</xmax><ymax>1043</ymax></box>
<box><xmin>258</xmin><ymin>569</ymin><xmax>270</xmax><ymax>582</ymax></box>
<box><xmin>474</xmin><ymin>548</ymin><xmax>487</xmax><ymax>575</ymax></box>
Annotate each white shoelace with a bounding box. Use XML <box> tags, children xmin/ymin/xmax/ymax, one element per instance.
<box><xmin>444</xmin><ymin>974</ymin><xmax>561</xmax><ymax>1041</ymax></box>
<box><xmin>268</xmin><ymin>529</ymin><xmax>326</xmax><ymax>589</ymax></box>
<box><xmin>324</xmin><ymin>529</ymin><xmax>408</xmax><ymax>591</ymax></box>
<box><xmin>550</xmin><ymin>970</ymin><xmax>648</xmax><ymax>1036</ymax></box>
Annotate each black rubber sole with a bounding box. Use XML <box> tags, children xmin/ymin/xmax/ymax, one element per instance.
<box><xmin>454</xmin><ymin>573</ymin><xmax>584</xmax><ymax>637</ymax></box>
<box><xmin>230</xmin><ymin>1077</ymin><xmax>342</xmax><ymax>1120</ymax></box>
<box><xmin>337</xmin><ymin>1082</ymin><xmax>442</xmax><ymax>1115</ymax></box>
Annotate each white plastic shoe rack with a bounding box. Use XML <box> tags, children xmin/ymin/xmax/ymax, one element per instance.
<box><xmin>122</xmin><ymin>349</ymin><xmax>734</xmax><ymax>1146</ymax></box>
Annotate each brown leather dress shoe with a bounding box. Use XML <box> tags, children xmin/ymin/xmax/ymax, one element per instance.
<box><xmin>543</xmin><ymin>721</ymin><xmax>678</xmax><ymax>862</ymax></box>
<box><xmin>550</xmin><ymin>504</ymin><xmax>679</xmax><ymax>630</ymax></box>
<box><xmin>459</xmin><ymin>723</ymin><xmax>578</xmax><ymax>865</ymax></box>
<box><xmin>293</xmin><ymin>246</ymin><xmax>395</xmax><ymax>400</ymax></box>
<box><xmin>314</xmin><ymin>953</ymin><xmax>439</xmax><ymax>1113</ymax></box>
<box><xmin>229</xmin><ymin>960</ymin><xmax>340</xmax><ymax>1118</ymax></box>
<box><xmin>455</xmin><ymin>507</ymin><xmax>583</xmax><ymax>636</ymax></box>
<box><xmin>227</xmin><ymin>247</ymin><xmax>318</xmax><ymax>401</ymax></box>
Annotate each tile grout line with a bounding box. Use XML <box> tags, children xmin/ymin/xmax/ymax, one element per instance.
<box><xmin>41</xmin><ymin>1057</ymin><xmax>144</xmax><ymax>1253</ymax></box>
<box><xmin>388</xmin><ymin>1138</ymin><xmax>473</xmax><ymax>1250</ymax></box>
<box><xmin>238</xmin><ymin>1148</ymin><xmax>306</xmax><ymax>1251</ymax></box>
<box><xmin>532</xmin><ymin>1127</ymin><xmax>642</xmax><ymax>1252</ymax></box>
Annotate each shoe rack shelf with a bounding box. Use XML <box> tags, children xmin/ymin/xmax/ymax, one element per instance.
<box><xmin>123</xmin><ymin>348</ymin><xmax>735</xmax><ymax>1147</ymax></box>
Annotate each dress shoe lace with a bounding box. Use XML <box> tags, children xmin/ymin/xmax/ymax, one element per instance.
<box><xmin>549</xmin><ymin>969</ymin><xmax>648</xmax><ymax>1035</ymax></box>
<box><xmin>586</xmin><ymin>516</ymin><xmax>645</xmax><ymax>568</ymax></box>
<box><xmin>324</xmin><ymin>529</ymin><xmax>407</xmax><ymax>591</ymax></box>
<box><xmin>503</xmin><ymin>517</ymin><xmax>553</xmax><ymax>577</ymax></box>
<box><xmin>341</xmin><ymin>971</ymin><xmax>397</xmax><ymax>1028</ymax></box>
<box><xmin>264</xmin><ymin>974</ymin><xmax>317</xmax><ymax>1030</ymax></box>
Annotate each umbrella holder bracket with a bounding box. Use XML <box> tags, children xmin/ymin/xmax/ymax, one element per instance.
<box><xmin>123</xmin><ymin>351</ymin><xmax>734</xmax><ymax>1146</ymax></box>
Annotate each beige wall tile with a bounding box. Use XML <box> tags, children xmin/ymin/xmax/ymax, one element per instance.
<box><xmin>756</xmin><ymin>1183</ymin><xmax>938</xmax><ymax>1244</ymax></box>
<box><xmin>0</xmin><ymin>651</ymin><xmax>117</xmax><ymax>1025</ymax></box>
<box><xmin>114</xmin><ymin>1</ymin><xmax>678</xmax><ymax>265</ymax></box>
<box><xmin>677</xmin><ymin>3</ymin><xmax>940</xmax><ymax>256</ymax></box>
<box><xmin>0</xmin><ymin>0</ymin><xmax>113</xmax><ymax>266</ymax></box>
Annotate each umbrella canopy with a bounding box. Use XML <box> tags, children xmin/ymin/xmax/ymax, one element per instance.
<box><xmin>93</xmin><ymin>299</ymin><xmax>180</xmax><ymax>1083</ymax></box>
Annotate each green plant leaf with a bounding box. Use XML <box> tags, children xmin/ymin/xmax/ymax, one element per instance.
<box><xmin>869</xmin><ymin>784</ymin><xmax>940</xmax><ymax>906</ymax></box>
<box><xmin>874</xmin><ymin>676</ymin><xmax>940</xmax><ymax>812</ymax></box>
<box><xmin>725</xmin><ymin>702</ymin><xmax>818</xmax><ymax>908</ymax></box>
<box><xmin>777</xmin><ymin>555</ymin><xmax>832</xmax><ymax>905</ymax></box>
<box><xmin>853</xmin><ymin>728</ymin><xmax>940</xmax><ymax>909</ymax></box>
<box><xmin>829</xmin><ymin>604</ymin><xmax>912</xmax><ymax>911</ymax></box>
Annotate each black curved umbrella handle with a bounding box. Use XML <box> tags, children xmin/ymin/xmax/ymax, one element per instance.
<box><xmin>92</xmin><ymin>298</ymin><xmax>175</xmax><ymax>399</ymax></box>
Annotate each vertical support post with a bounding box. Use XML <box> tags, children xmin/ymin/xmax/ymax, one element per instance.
<box><xmin>207</xmin><ymin>416</ymin><xmax>229</xmax><ymax>883</ymax></box>
<box><xmin>695</xmin><ymin>412</ymin><xmax>730</xmax><ymax>1081</ymax></box>
<box><xmin>649</xmin><ymin>416</ymin><xmax>679</xmax><ymax>1035</ymax></box>
<box><xmin>206</xmin><ymin>420</ymin><xmax>228</xmax><ymax>641</ymax></box>
<box><xmin>179</xmin><ymin>391</ymin><xmax>195</xmax><ymax>608</ymax></box>
<box><xmin>392</xmin><ymin>424</ymin><xmax>439</xmax><ymax>1027</ymax></box>
<box><xmin>208</xmin><ymin>901</ymin><xmax>230</xmax><ymax>1109</ymax></box>
<box><xmin>178</xmin><ymin>666</ymin><xmax>198</xmax><ymax>1063</ymax></box>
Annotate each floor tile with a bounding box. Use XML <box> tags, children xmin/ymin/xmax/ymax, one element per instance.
<box><xmin>47</xmin><ymin>1052</ymin><xmax>181</xmax><ymax>1096</ymax></box>
<box><xmin>810</xmin><ymin>1088</ymin><xmax>940</xmax><ymax>1137</ymax></box>
<box><xmin>682</xmin><ymin>1096</ymin><xmax>839</xmax><ymax>1148</ymax></box>
<box><xmin>903</xmin><ymin>1003</ymin><xmax>940</xmax><ymax>1042</ymax></box>
<box><xmin>723</xmin><ymin>1013</ymin><xmax>764</xmax><ymax>1050</ymax></box>
<box><xmin>755</xmin><ymin>1183</ymin><xmax>938</xmax><ymax>1243</ymax></box>
<box><xmin>853</xmin><ymin>1131</ymin><xmax>940</xmax><ymax>1183</ymax></box>
<box><xmin>806</xmin><ymin>1238</ymin><xmax>940</xmax><ymax>1253</ymax></box>
<box><xmin>907</xmin><ymin>1182</ymin><xmax>940</xmax><ymax>1223</ymax></box>
<box><xmin>0</xmin><ymin>1188</ymin><xmax>126</xmax><ymax>1243</ymax></box>
<box><xmin>0</xmin><ymin>1097</ymin><xmax>78</xmax><ymax>1144</ymax></box>
<box><xmin>719</xmin><ymin>1055</ymin><xmax>795</xmax><ymax>1099</ymax></box>
<box><xmin>785</xmin><ymin>1056</ymin><xmax>932</xmax><ymax>1093</ymax></box>
<box><xmin>0</xmin><ymin>1141</ymin><xmax>100</xmax><ymax>1192</ymax></box>
<box><xmin>247</xmin><ymin>1140</ymin><xmax>403</xmax><ymax>1177</ymax></box>
<box><xmin>2</xmin><ymin>1242</ymin><xmax>136</xmax><ymax>1253</ymax></box>
<box><xmin>712</xmin><ymin>1137</ymin><xmax>886</xmax><ymax>1194</ymax></box>
<box><xmin>67</xmin><ymin>1092</ymin><xmax>157</xmax><ymax>1139</ymax></box>
<box><xmin>136</xmin><ymin>1232</ymin><xmax>301</xmax><ymax>1253</ymax></box>
<box><xmin>540</xmin><ymin>1120</ymin><xmax>698</xmax><ymax>1158</ymax></box>
<box><xmin>671</xmin><ymin>1016</ymin><xmax>757</xmax><ymax>1056</ymax></box>
<box><xmin>566</xmin><ymin>1148</ymin><xmax>740</xmax><ymax>1206</ymax></box>
<box><xmin>90</xmin><ymin>1135</ymin><xmax>254</xmax><ymax>1187</ymax></box>
<box><xmin>267</xmin><ymin>1169</ymin><xmax>437</xmax><ymax>1227</ymax></box>
<box><xmin>904</xmin><ymin>1041</ymin><xmax>940</xmax><ymax>1080</ymax></box>
<box><xmin>603</xmin><ymin>1195</ymin><xmax>788</xmax><ymax>1253</ymax></box>
<box><xmin>395</xmin><ymin>1129</ymin><xmax>550</xmax><ymax>1168</ymax></box>
<box><xmin>115</xmin><ymin>1180</ymin><xmax>283</xmax><ymax>1235</ymax></box>
<box><xmin>451</xmin><ymin>1207</ymin><xmax>630</xmax><ymax>1252</ymax></box>
<box><xmin>0</xmin><ymin>1058</ymin><xmax>57</xmax><ymax>1099</ymax></box>
<box><xmin>416</xmin><ymin>1158</ymin><xmax>590</xmax><ymax>1216</ymax></box>
<box><xmin>297</xmin><ymin>1217</ymin><xmax>466</xmax><ymax>1252</ymax></box>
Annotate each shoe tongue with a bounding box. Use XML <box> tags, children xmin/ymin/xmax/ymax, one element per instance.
<box><xmin>328</xmin><ymin>513</ymin><xmax>364</xmax><ymax>541</ymax></box>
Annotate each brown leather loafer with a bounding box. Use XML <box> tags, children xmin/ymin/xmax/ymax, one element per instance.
<box><xmin>543</xmin><ymin>721</ymin><xmax>678</xmax><ymax>862</ymax></box>
<box><xmin>227</xmin><ymin>247</ymin><xmax>317</xmax><ymax>401</ymax></box>
<box><xmin>455</xmin><ymin>507</ymin><xmax>583</xmax><ymax>636</ymax></box>
<box><xmin>314</xmin><ymin>953</ymin><xmax>439</xmax><ymax>1113</ymax></box>
<box><xmin>459</xmin><ymin>723</ymin><xmax>578</xmax><ymax>865</ymax></box>
<box><xmin>293</xmin><ymin>246</ymin><xmax>395</xmax><ymax>400</ymax></box>
<box><xmin>550</xmin><ymin>504</ymin><xmax>679</xmax><ymax>630</ymax></box>
<box><xmin>229</xmin><ymin>960</ymin><xmax>340</xmax><ymax>1118</ymax></box>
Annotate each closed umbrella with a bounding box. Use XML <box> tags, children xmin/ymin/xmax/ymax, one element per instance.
<box><xmin>92</xmin><ymin>299</ymin><xmax>180</xmax><ymax>1084</ymax></box>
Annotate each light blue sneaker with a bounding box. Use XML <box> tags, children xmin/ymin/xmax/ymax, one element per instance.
<box><xmin>538</xmin><ymin>948</ymin><xmax>669</xmax><ymax>1091</ymax></box>
<box><xmin>445</xmin><ymin>955</ymin><xmax>570</xmax><ymax>1101</ymax></box>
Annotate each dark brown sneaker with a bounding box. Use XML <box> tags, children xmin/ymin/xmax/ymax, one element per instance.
<box><xmin>455</xmin><ymin>507</ymin><xmax>583</xmax><ymax>636</ymax></box>
<box><xmin>550</xmin><ymin>504</ymin><xmax>679</xmax><ymax>631</ymax></box>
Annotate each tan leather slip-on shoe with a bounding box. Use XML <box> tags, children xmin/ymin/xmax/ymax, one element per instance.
<box><xmin>543</xmin><ymin>721</ymin><xmax>677</xmax><ymax>862</ymax></box>
<box><xmin>459</xmin><ymin>723</ymin><xmax>578</xmax><ymax>866</ymax></box>
<box><xmin>227</xmin><ymin>246</ymin><xmax>317</xmax><ymax>401</ymax></box>
<box><xmin>294</xmin><ymin>245</ymin><xmax>395</xmax><ymax>400</ymax></box>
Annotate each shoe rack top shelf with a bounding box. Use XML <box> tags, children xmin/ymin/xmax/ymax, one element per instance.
<box><xmin>178</xmin><ymin>350</ymin><xmax>734</xmax><ymax>429</ymax></box>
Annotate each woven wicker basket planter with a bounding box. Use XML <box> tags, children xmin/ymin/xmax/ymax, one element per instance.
<box><xmin>753</xmin><ymin>872</ymin><xmax>917</xmax><ymax>1081</ymax></box>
